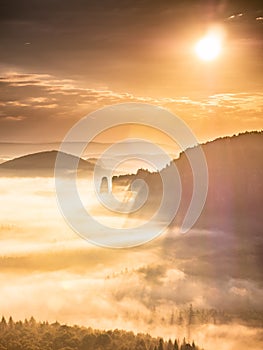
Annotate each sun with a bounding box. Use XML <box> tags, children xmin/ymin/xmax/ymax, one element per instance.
<box><xmin>195</xmin><ymin>32</ymin><xmax>222</xmax><ymax>61</ymax></box>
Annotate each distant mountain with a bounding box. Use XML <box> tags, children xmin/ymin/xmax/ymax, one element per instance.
<box><xmin>114</xmin><ymin>131</ymin><xmax>263</xmax><ymax>232</ymax></box>
<box><xmin>0</xmin><ymin>150</ymin><xmax>95</xmax><ymax>177</ymax></box>
<box><xmin>0</xmin><ymin>140</ymin><xmax>178</xmax><ymax>164</ymax></box>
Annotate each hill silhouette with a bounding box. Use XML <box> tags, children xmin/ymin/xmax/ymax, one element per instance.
<box><xmin>0</xmin><ymin>150</ymin><xmax>94</xmax><ymax>177</ymax></box>
<box><xmin>1</xmin><ymin>131</ymin><xmax>262</xmax><ymax>232</ymax></box>
<box><xmin>113</xmin><ymin>131</ymin><xmax>263</xmax><ymax>232</ymax></box>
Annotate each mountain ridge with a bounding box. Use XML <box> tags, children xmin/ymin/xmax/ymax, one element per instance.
<box><xmin>113</xmin><ymin>131</ymin><xmax>263</xmax><ymax>232</ymax></box>
<box><xmin>0</xmin><ymin>150</ymin><xmax>94</xmax><ymax>177</ymax></box>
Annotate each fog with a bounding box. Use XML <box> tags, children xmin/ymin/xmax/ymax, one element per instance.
<box><xmin>0</xmin><ymin>177</ymin><xmax>262</xmax><ymax>350</ymax></box>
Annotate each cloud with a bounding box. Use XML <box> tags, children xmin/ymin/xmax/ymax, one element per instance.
<box><xmin>1</xmin><ymin>72</ymin><xmax>262</xmax><ymax>108</ymax></box>
<box><xmin>0</xmin><ymin>71</ymin><xmax>262</xmax><ymax>144</ymax></box>
<box><xmin>226</xmin><ymin>13</ymin><xmax>244</xmax><ymax>21</ymax></box>
<box><xmin>0</xmin><ymin>115</ymin><xmax>26</xmax><ymax>121</ymax></box>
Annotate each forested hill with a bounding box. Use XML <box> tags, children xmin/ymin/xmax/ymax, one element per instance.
<box><xmin>114</xmin><ymin>131</ymin><xmax>263</xmax><ymax>231</ymax></box>
<box><xmin>0</xmin><ymin>317</ymin><xmax>202</xmax><ymax>350</ymax></box>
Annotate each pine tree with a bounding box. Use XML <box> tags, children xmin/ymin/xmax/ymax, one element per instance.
<box><xmin>158</xmin><ymin>338</ymin><xmax>164</xmax><ymax>350</ymax></box>
<box><xmin>8</xmin><ymin>316</ymin><xmax>14</xmax><ymax>329</ymax></box>
<box><xmin>167</xmin><ymin>339</ymin><xmax>173</xmax><ymax>350</ymax></box>
<box><xmin>188</xmin><ymin>304</ymin><xmax>194</xmax><ymax>325</ymax></box>
<box><xmin>170</xmin><ymin>312</ymin><xmax>174</xmax><ymax>325</ymax></box>
<box><xmin>177</xmin><ymin>311</ymin><xmax>183</xmax><ymax>325</ymax></box>
<box><xmin>29</xmin><ymin>316</ymin><xmax>37</xmax><ymax>327</ymax></box>
<box><xmin>180</xmin><ymin>337</ymin><xmax>186</xmax><ymax>350</ymax></box>
<box><xmin>0</xmin><ymin>317</ymin><xmax>7</xmax><ymax>331</ymax></box>
<box><xmin>174</xmin><ymin>339</ymin><xmax>179</xmax><ymax>350</ymax></box>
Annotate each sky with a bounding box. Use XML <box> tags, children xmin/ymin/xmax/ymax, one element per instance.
<box><xmin>0</xmin><ymin>0</ymin><xmax>262</xmax><ymax>143</ymax></box>
<box><xmin>0</xmin><ymin>3</ymin><xmax>263</xmax><ymax>348</ymax></box>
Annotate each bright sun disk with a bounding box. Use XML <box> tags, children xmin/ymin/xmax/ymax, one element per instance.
<box><xmin>195</xmin><ymin>32</ymin><xmax>222</xmax><ymax>61</ymax></box>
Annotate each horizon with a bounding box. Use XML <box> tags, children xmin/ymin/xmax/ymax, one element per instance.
<box><xmin>0</xmin><ymin>1</ymin><xmax>262</xmax><ymax>350</ymax></box>
<box><xmin>0</xmin><ymin>128</ymin><xmax>262</xmax><ymax>144</ymax></box>
<box><xmin>0</xmin><ymin>131</ymin><xmax>261</xmax><ymax>176</ymax></box>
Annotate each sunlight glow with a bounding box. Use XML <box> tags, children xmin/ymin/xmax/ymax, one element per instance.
<box><xmin>195</xmin><ymin>31</ymin><xmax>223</xmax><ymax>61</ymax></box>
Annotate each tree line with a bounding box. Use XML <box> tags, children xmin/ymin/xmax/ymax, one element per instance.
<box><xmin>0</xmin><ymin>317</ymin><xmax>203</xmax><ymax>350</ymax></box>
